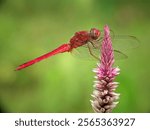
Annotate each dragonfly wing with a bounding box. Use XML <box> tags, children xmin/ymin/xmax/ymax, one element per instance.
<box><xmin>71</xmin><ymin>43</ymin><xmax>99</xmax><ymax>60</ymax></box>
<box><xmin>91</xmin><ymin>34</ymin><xmax>140</xmax><ymax>60</ymax></box>
<box><xmin>71</xmin><ymin>34</ymin><xmax>139</xmax><ymax>61</ymax></box>
<box><xmin>71</xmin><ymin>41</ymin><xmax>128</xmax><ymax>61</ymax></box>
<box><xmin>96</xmin><ymin>31</ymin><xmax>140</xmax><ymax>50</ymax></box>
<box><xmin>114</xmin><ymin>49</ymin><xmax>128</xmax><ymax>60</ymax></box>
<box><xmin>89</xmin><ymin>46</ymin><xmax>128</xmax><ymax>60</ymax></box>
<box><xmin>86</xmin><ymin>40</ymin><xmax>129</xmax><ymax>60</ymax></box>
<box><xmin>112</xmin><ymin>35</ymin><xmax>140</xmax><ymax>52</ymax></box>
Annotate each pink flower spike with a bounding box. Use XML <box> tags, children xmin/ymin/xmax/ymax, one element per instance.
<box><xmin>91</xmin><ymin>25</ymin><xmax>120</xmax><ymax>113</ymax></box>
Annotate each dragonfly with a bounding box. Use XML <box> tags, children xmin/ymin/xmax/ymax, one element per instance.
<box><xmin>15</xmin><ymin>28</ymin><xmax>139</xmax><ymax>70</ymax></box>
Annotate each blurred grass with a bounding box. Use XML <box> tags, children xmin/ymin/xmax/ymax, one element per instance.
<box><xmin>0</xmin><ymin>0</ymin><xmax>150</xmax><ymax>112</ymax></box>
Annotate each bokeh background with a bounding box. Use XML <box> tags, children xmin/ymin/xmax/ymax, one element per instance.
<box><xmin>0</xmin><ymin>0</ymin><xmax>149</xmax><ymax>112</ymax></box>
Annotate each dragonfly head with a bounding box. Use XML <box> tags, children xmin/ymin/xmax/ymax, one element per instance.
<box><xmin>90</xmin><ymin>28</ymin><xmax>101</xmax><ymax>40</ymax></box>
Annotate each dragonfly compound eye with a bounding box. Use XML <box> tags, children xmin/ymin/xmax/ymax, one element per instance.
<box><xmin>90</xmin><ymin>28</ymin><xmax>101</xmax><ymax>40</ymax></box>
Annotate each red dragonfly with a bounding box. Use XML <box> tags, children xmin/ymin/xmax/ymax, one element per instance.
<box><xmin>16</xmin><ymin>28</ymin><xmax>139</xmax><ymax>70</ymax></box>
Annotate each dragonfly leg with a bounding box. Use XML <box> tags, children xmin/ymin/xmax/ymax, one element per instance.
<box><xmin>89</xmin><ymin>40</ymin><xmax>99</xmax><ymax>49</ymax></box>
<box><xmin>97</xmin><ymin>37</ymin><xmax>103</xmax><ymax>42</ymax></box>
<box><xmin>90</xmin><ymin>40</ymin><xmax>102</xmax><ymax>49</ymax></box>
<box><xmin>87</xmin><ymin>44</ymin><xmax>100</xmax><ymax>60</ymax></box>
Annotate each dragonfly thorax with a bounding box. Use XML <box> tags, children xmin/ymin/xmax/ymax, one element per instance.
<box><xmin>69</xmin><ymin>31</ymin><xmax>90</xmax><ymax>48</ymax></box>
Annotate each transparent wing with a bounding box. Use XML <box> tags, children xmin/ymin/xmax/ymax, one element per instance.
<box><xmin>87</xmin><ymin>42</ymin><xmax>128</xmax><ymax>60</ymax></box>
<box><xmin>112</xmin><ymin>35</ymin><xmax>140</xmax><ymax>52</ymax></box>
<box><xmin>71</xmin><ymin>34</ymin><xmax>140</xmax><ymax>60</ymax></box>
<box><xmin>71</xmin><ymin>44</ymin><xmax>98</xmax><ymax>60</ymax></box>
<box><xmin>93</xmin><ymin>35</ymin><xmax>140</xmax><ymax>50</ymax></box>
<box><xmin>71</xmin><ymin>42</ymin><xmax>128</xmax><ymax>60</ymax></box>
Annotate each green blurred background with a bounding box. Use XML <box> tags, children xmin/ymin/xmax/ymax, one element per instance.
<box><xmin>0</xmin><ymin>0</ymin><xmax>149</xmax><ymax>112</ymax></box>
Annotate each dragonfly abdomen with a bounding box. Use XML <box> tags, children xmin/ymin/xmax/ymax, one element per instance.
<box><xmin>16</xmin><ymin>44</ymin><xmax>71</xmax><ymax>70</ymax></box>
